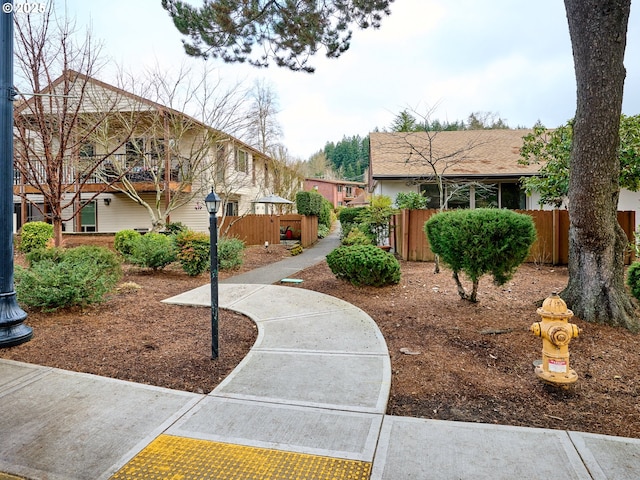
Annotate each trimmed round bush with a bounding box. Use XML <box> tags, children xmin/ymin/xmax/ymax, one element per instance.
<box><xmin>114</xmin><ymin>229</ymin><xmax>141</xmax><ymax>257</ymax></box>
<box><xmin>175</xmin><ymin>230</ymin><xmax>210</xmax><ymax>276</ymax></box>
<box><xmin>326</xmin><ymin>245</ymin><xmax>401</xmax><ymax>287</ymax></box>
<box><xmin>15</xmin><ymin>246</ymin><xmax>121</xmax><ymax>311</ymax></box>
<box><xmin>218</xmin><ymin>237</ymin><xmax>245</xmax><ymax>270</ymax></box>
<box><xmin>129</xmin><ymin>232</ymin><xmax>177</xmax><ymax>270</ymax></box>
<box><xmin>627</xmin><ymin>262</ymin><xmax>640</xmax><ymax>301</ymax></box>
<box><xmin>425</xmin><ymin>208</ymin><xmax>536</xmax><ymax>301</ymax></box>
<box><xmin>19</xmin><ymin>221</ymin><xmax>53</xmax><ymax>253</ymax></box>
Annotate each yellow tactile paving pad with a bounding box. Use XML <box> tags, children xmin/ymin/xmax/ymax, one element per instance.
<box><xmin>110</xmin><ymin>434</ymin><xmax>371</xmax><ymax>480</ymax></box>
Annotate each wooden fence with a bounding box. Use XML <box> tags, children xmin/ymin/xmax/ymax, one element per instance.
<box><xmin>391</xmin><ymin>209</ymin><xmax>636</xmax><ymax>265</ymax></box>
<box><xmin>220</xmin><ymin>214</ymin><xmax>318</xmax><ymax>248</ymax></box>
<box><xmin>280</xmin><ymin>214</ymin><xmax>318</xmax><ymax>248</ymax></box>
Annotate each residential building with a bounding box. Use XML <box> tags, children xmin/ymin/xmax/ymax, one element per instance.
<box><xmin>304</xmin><ymin>178</ymin><xmax>366</xmax><ymax>208</ymax></box>
<box><xmin>369</xmin><ymin>129</ymin><xmax>640</xmax><ymax>229</ymax></box>
<box><xmin>13</xmin><ymin>71</ymin><xmax>294</xmax><ymax>234</ymax></box>
<box><xmin>369</xmin><ymin>130</ymin><xmax>539</xmax><ymax>210</ymax></box>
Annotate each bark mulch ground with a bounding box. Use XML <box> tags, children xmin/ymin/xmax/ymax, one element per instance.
<box><xmin>2</xmin><ymin>236</ymin><xmax>639</xmax><ymax>439</ymax></box>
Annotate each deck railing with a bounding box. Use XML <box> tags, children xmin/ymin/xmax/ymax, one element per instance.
<box><xmin>13</xmin><ymin>153</ymin><xmax>187</xmax><ymax>186</ymax></box>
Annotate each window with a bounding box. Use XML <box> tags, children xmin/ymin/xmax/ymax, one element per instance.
<box><xmin>225</xmin><ymin>201</ymin><xmax>238</xmax><ymax>216</ymax></box>
<box><xmin>27</xmin><ymin>203</ymin><xmax>45</xmax><ymax>222</ymax></box>
<box><xmin>216</xmin><ymin>144</ymin><xmax>226</xmax><ymax>182</ymax></box>
<box><xmin>80</xmin><ymin>201</ymin><xmax>96</xmax><ymax>232</ymax></box>
<box><xmin>475</xmin><ymin>183</ymin><xmax>498</xmax><ymax>208</ymax></box>
<box><xmin>346</xmin><ymin>186</ymin><xmax>353</xmax><ymax>197</ymax></box>
<box><xmin>446</xmin><ymin>184</ymin><xmax>470</xmax><ymax>209</ymax></box>
<box><xmin>500</xmin><ymin>182</ymin><xmax>526</xmax><ymax>209</ymax></box>
<box><xmin>235</xmin><ymin>148</ymin><xmax>249</xmax><ymax>173</ymax></box>
<box><xmin>337</xmin><ymin>185</ymin><xmax>343</xmax><ymax>193</ymax></box>
<box><xmin>418</xmin><ymin>182</ymin><xmax>525</xmax><ymax>209</ymax></box>
<box><xmin>79</xmin><ymin>143</ymin><xmax>95</xmax><ymax>158</ymax></box>
<box><xmin>419</xmin><ymin>184</ymin><xmax>441</xmax><ymax>209</ymax></box>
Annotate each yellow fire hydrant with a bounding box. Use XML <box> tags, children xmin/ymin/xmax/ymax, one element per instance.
<box><xmin>530</xmin><ymin>293</ymin><xmax>581</xmax><ymax>387</ymax></box>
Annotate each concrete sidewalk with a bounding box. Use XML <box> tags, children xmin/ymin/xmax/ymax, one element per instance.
<box><xmin>1</xmin><ymin>230</ymin><xmax>639</xmax><ymax>479</ymax></box>
<box><xmin>220</xmin><ymin>228</ymin><xmax>341</xmax><ymax>284</ymax></box>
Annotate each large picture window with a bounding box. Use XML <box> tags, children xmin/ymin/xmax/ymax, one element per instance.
<box><xmin>447</xmin><ymin>185</ymin><xmax>470</xmax><ymax>209</ymax></box>
<box><xmin>475</xmin><ymin>183</ymin><xmax>498</xmax><ymax>208</ymax></box>
<box><xmin>419</xmin><ymin>184</ymin><xmax>441</xmax><ymax>209</ymax></box>
<box><xmin>419</xmin><ymin>182</ymin><xmax>525</xmax><ymax>209</ymax></box>
<box><xmin>500</xmin><ymin>182</ymin><xmax>526</xmax><ymax>209</ymax></box>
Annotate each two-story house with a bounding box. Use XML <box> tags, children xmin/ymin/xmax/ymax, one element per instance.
<box><xmin>13</xmin><ymin>71</ymin><xmax>288</xmax><ymax>235</ymax></box>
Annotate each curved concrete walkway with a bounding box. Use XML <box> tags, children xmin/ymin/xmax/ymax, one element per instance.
<box><xmin>163</xmin><ymin>282</ymin><xmax>391</xmax><ymax>462</ymax></box>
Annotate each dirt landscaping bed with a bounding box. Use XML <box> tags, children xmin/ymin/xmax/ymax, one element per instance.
<box><xmin>2</xmin><ymin>237</ymin><xmax>639</xmax><ymax>439</ymax></box>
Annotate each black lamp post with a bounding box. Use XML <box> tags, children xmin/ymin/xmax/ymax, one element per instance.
<box><xmin>205</xmin><ymin>188</ymin><xmax>221</xmax><ymax>359</ymax></box>
<box><xmin>0</xmin><ymin>2</ymin><xmax>32</xmax><ymax>348</ymax></box>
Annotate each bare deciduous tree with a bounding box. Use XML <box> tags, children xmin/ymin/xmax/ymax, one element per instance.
<box><xmin>269</xmin><ymin>145</ymin><xmax>305</xmax><ymax>207</ymax></box>
<box><xmin>244</xmin><ymin>78</ymin><xmax>283</xmax><ymax>156</ymax></box>
<box><xmin>91</xmin><ymin>62</ymin><xmax>259</xmax><ymax>231</ymax></box>
<box><xmin>380</xmin><ymin>106</ymin><xmax>494</xmax><ymax>271</ymax></box>
<box><xmin>13</xmin><ymin>5</ymin><xmax>138</xmax><ymax>246</ymax></box>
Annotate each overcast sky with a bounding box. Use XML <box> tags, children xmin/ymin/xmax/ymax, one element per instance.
<box><xmin>61</xmin><ymin>0</ymin><xmax>640</xmax><ymax>159</ymax></box>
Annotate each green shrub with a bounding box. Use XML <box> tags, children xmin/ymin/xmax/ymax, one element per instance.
<box><xmin>338</xmin><ymin>207</ymin><xmax>366</xmax><ymax>239</ymax></box>
<box><xmin>129</xmin><ymin>232</ymin><xmax>177</xmax><ymax>270</ymax></box>
<box><xmin>357</xmin><ymin>195</ymin><xmax>396</xmax><ymax>245</ymax></box>
<box><xmin>318</xmin><ymin>224</ymin><xmax>330</xmax><ymax>239</ymax></box>
<box><xmin>326</xmin><ymin>245</ymin><xmax>401</xmax><ymax>287</ymax></box>
<box><xmin>424</xmin><ymin>208</ymin><xmax>536</xmax><ymax>302</ymax></box>
<box><xmin>342</xmin><ymin>226</ymin><xmax>372</xmax><ymax>246</ymax></box>
<box><xmin>396</xmin><ymin>191</ymin><xmax>429</xmax><ymax>210</ymax></box>
<box><xmin>15</xmin><ymin>246</ymin><xmax>121</xmax><ymax>311</ymax></box>
<box><xmin>114</xmin><ymin>229</ymin><xmax>141</xmax><ymax>257</ymax></box>
<box><xmin>19</xmin><ymin>221</ymin><xmax>53</xmax><ymax>253</ymax></box>
<box><xmin>296</xmin><ymin>191</ymin><xmax>324</xmax><ymax>216</ymax></box>
<box><xmin>627</xmin><ymin>262</ymin><xmax>640</xmax><ymax>301</ymax></box>
<box><xmin>175</xmin><ymin>230</ymin><xmax>210</xmax><ymax>276</ymax></box>
<box><xmin>218</xmin><ymin>237</ymin><xmax>245</xmax><ymax>270</ymax></box>
<box><xmin>165</xmin><ymin>222</ymin><xmax>188</xmax><ymax>236</ymax></box>
<box><xmin>319</xmin><ymin>199</ymin><xmax>333</xmax><ymax>228</ymax></box>
<box><xmin>338</xmin><ymin>207</ymin><xmax>365</xmax><ymax>224</ymax></box>
<box><xmin>25</xmin><ymin>246</ymin><xmax>70</xmax><ymax>267</ymax></box>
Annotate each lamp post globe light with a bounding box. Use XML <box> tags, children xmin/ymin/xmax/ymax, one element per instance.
<box><xmin>0</xmin><ymin>4</ymin><xmax>32</xmax><ymax>347</ymax></box>
<box><xmin>205</xmin><ymin>188</ymin><xmax>221</xmax><ymax>359</ymax></box>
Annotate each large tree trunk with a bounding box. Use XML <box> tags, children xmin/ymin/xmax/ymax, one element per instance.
<box><xmin>562</xmin><ymin>0</ymin><xmax>639</xmax><ymax>332</ymax></box>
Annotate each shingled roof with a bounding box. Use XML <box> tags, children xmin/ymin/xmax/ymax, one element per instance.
<box><xmin>369</xmin><ymin>130</ymin><xmax>542</xmax><ymax>179</ymax></box>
